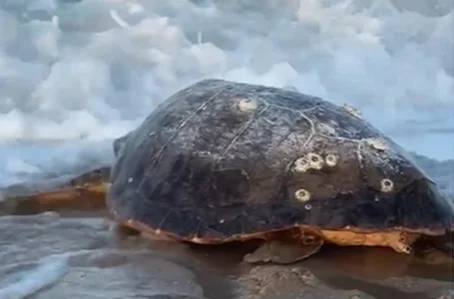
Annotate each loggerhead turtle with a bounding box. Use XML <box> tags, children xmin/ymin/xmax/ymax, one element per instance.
<box><xmin>3</xmin><ymin>79</ymin><xmax>454</xmax><ymax>264</ymax></box>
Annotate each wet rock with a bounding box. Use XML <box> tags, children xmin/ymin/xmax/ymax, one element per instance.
<box><xmin>437</xmin><ymin>289</ymin><xmax>454</xmax><ymax>299</ymax></box>
<box><xmin>34</xmin><ymin>259</ymin><xmax>206</xmax><ymax>299</ymax></box>
<box><xmin>1</xmin><ymin>215</ymin><xmax>453</xmax><ymax>299</ymax></box>
<box><xmin>235</xmin><ymin>266</ymin><xmax>374</xmax><ymax>299</ymax></box>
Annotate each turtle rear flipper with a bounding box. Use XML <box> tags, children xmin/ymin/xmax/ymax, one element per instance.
<box><xmin>243</xmin><ymin>229</ymin><xmax>324</xmax><ymax>264</ymax></box>
<box><xmin>0</xmin><ymin>167</ymin><xmax>110</xmax><ymax>215</ymax></box>
<box><xmin>414</xmin><ymin>234</ymin><xmax>454</xmax><ymax>267</ymax></box>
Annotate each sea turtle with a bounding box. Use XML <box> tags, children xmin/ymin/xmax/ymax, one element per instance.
<box><xmin>2</xmin><ymin>79</ymin><xmax>454</xmax><ymax>265</ymax></box>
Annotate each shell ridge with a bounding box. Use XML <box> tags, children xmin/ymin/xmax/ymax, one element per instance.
<box><xmin>137</xmin><ymin>86</ymin><xmax>227</xmax><ymax>191</ymax></box>
<box><xmin>215</xmin><ymin>104</ymin><xmax>270</xmax><ymax>167</ymax></box>
<box><xmin>106</xmin><ymin>79</ymin><xmax>454</xmax><ymax>242</ymax></box>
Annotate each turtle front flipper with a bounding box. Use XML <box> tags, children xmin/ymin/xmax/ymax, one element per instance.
<box><xmin>243</xmin><ymin>228</ymin><xmax>324</xmax><ymax>264</ymax></box>
<box><xmin>0</xmin><ymin>167</ymin><xmax>110</xmax><ymax>215</ymax></box>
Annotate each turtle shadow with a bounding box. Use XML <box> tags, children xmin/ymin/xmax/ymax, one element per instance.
<box><xmin>297</xmin><ymin>245</ymin><xmax>453</xmax><ymax>299</ymax></box>
<box><xmin>159</xmin><ymin>240</ymin><xmax>453</xmax><ymax>299</ymax></box>
<box><xmin>306</xmin><ymin>244</ymin><xmax>454</xmax><ymax>280</ymax></box>
<box><xmin>111</xmin><ymin>231</ymin><xmax>243</xmax><ymax>299</ymax></box>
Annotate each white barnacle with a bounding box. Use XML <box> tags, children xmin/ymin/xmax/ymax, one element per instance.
<box><xmin>317</xmin><ymin>122</ymin><xmax>337</xmax><ymax>136</ymax></box>
<box><xmin>237</xmin><ymin>98</ymin><xmax>258</xmax><ymax>112</ymax></box>
<box><xmin>325</xmin><ymin>153</ymin><xmax>339</xmax><ymax>167</ymax></box>
<box><xmin>292</xmin><ymin>156</ymin><xmax>310</xmax><ymax>172</ymax></box>
<box><xmin>295</xmin><ymin>189</ymin><xmax>311</xmax><ymax>202</ymax></box>
<box><xmin>341</xmin><ymin>104</ymin><xmax>362</xmax><ymax>119</ymax></box>
<box><xmin>292</xmin><ymin>153</ymin><xmax>325</xmax><ymax>172</ymax></box>
<box><xmin>380</xmin><ymin>178</ymin><xmax>394</xmax><ymax>193</ymax></box>
<box><xmin>304</xmin><ymin>204</ymin><xmax>312</xmax><ymax>210</ymax></box>
<box><xmin>307</xmin><ymin>153</ymin><xmax>324</xmax><ymax>170</ymax></box>
<box><xmin>365</xmin><ymin>138</ymin><xmax>388</xmax><ymax>151</ymax></box>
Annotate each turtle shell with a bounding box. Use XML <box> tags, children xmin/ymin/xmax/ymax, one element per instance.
<box><xmin>106</xmin><ymin>79</ymin><xmax>454</xmax><ymax>242</ymax></box>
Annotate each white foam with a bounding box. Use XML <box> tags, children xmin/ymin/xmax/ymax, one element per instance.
<box><xmin>0</xmin><ymin>256</ymin><xmax>69</xmax><ymax>299</ymax></box>
<box><xmin>0</xmin><ymin>0</ymin><xmax>452</xmax><ymax>185</ymax></box>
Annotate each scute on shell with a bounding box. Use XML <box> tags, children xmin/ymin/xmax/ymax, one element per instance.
<box><xmin>106</xmin><ymin>79</ymin><xmax>454</xmax><ymax>241</ymax></box>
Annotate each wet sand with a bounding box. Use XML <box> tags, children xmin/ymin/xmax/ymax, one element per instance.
<box><xmin>0</xmin><ymin>209</ymin><xmax>453</xmax><ymax>299</ymax></box>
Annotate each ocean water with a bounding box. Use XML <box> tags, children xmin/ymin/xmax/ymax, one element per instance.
<box><xmin>0</xmin><ymin>0</ymin><xmax>453</xmax><ymax>187</ymax></box>
<box><xmin>0</xmin><ymin>0</ymin><xmax>453</xmax><ymax>298</ymax></box>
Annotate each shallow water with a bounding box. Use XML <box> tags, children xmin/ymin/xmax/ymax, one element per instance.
<box><xmin>0</xmin><ymin>0</ymin><xmax>454</xmax><ymax>298</ymax></box>
<box><xmin>0</xmin><ymin>213</ymin><xmax>453</xmax><ymax>299</ymax></box>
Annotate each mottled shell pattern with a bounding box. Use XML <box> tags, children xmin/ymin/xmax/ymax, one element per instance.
<box><xmin>107</xmin><ymin>79</ymin><xmax>454</xmax><ymax>241</ymax></box>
